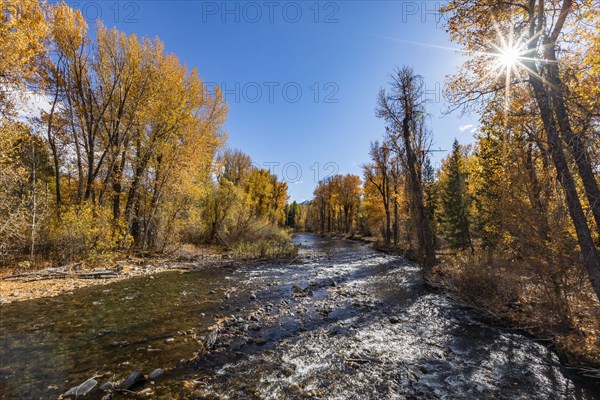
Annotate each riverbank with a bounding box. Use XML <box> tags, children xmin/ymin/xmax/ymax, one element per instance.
<box><xmin>327</xmin><ymin>234</ymin><xmax>600</xmax><ymax>378</ymax></box>
<box><xmin>0</xmin><ymin>248</ymin><xmax>216</xmax><ymax>304</ymax></box>
<box><xmin>427</xmin><ymin>260</ymin><xmax>600</xmax><ymax>378</ymax></box>
<box><xmin>1</xmin><ymin>233</ymin><xmax>598</xmax><ymax>399</ymax></box>
<box><xmin>0</xmin><ymin>242</ymin><xmax>299</xmax><ymax>305</ymax></box>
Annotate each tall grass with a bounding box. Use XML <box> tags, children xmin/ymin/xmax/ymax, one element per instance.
<box><xmin>229</xmin><ymin>239</ymin><xmax>298</xmax><ymax>261</ymax></box>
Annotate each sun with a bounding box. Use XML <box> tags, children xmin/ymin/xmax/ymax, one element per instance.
<box><xmin>479</xmin><ymin>21</ymin><xmax>536</xmax><ymax>107</ymax></box>
<box><xmin>497</xmin><ymin>46</ymin><xmax>521</xmax><ymax>68</ymax></box>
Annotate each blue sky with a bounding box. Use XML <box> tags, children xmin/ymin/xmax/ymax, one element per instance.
<box><xmin>64</xmin><ymin>0</ymin><xmax>477</xmax><ymax>201</ymax></box>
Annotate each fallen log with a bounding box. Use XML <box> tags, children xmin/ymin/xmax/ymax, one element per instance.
<box><xmin>3</xmin><ymin>270</ymin><xmax>120</xmax><ymax>282</ymax></box>
<box><xmin>5</xmin><ymin>275</ymin><xmax>67</xmax><ymax>282</ymax></box>
<box><xmin>76</xmin><ymin>271</ymin><xmax>119</xmax><ymax>279</ymax></box>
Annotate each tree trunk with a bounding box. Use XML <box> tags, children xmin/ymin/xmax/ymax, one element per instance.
<box><xmin>544</xmin><ymin>47</ymin><xmax>600</xmax><ymax>235</ymax></box>
<box><xmin>529</xmin><ymin>76</ymin><xmax>600</xmax><ymax>303</ymax></box>
<box><xmin>401</xmin><ymin>115</ymin><xmax>436</xmax><ymax>269</ymax></box>
<box><xmin>393</xmin><ymin>187</ymin><xmax>399</xmax><ymax>245</ymax></box>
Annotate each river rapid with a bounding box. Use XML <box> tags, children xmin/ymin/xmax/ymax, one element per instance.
<box><xmin>0</xmin><ymin>234</ymin><xmax>598</xmax><ymax>399</ymax></box>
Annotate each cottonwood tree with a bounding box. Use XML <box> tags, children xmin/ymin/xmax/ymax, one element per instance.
<box><xmin>309</xmin><ymin>174</ymin><xmax>362</xmax><ymax>235</ymax></box>
<box><xmin>0</xmin><ymin>0</ymin><xmax>48</xmax><ymax>119</ymax></box>
<box><xmin>441</xmin><ymin>0</ymin><xmax>600</xmax><ymax>301</ymax></box>
<box><xmin>364</xmin><ymin>141</ymin><xmax>393</xmax><ymax>243</ymax></box>
<box><xmin>376</xmin><ymin>67</ymin><xmax>437</xmax><ymax>269</ymax></box>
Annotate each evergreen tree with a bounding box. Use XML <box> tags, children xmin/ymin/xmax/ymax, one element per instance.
<box><xmin>423</xmin><ymin>156</ymin><xmax>438</xmax><ymax>234</ymax></box>
<box><xmin>474</xmin><ymin>130</ymin><xmax>504</xmax><ymax>251</ymax></box>
<box><xmin>285</xmin><ymin>201</ymin><xmax>301</xmax><ymax>228</ymax></box>
<box><xmin>440</xmin><ymin>139</ymin><xmax>473</xmax><ymax>250</ymax></box>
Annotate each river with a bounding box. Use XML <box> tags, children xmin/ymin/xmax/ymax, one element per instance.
<box><xmin>0</xmin><ymin>234</ymin><xmax>598</xmax><ymax>399</ymax></box>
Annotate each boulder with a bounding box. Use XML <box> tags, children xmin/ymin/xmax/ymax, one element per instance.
<box><xmin>148</xmin><ymin>368</ymin><xmax>164</xmax><ymax>380</ymax></box>
<box><xmin>64</xmin><ymin>378</ymin><xmax>98</xmax><ymax>398</ymax></box>
<box><xmin>99</xmin><ymin>381</ymin><xmax>114</xmax><ymax>391</ymax></box>
<box><xmin>118</xmin><ymin>371</ymin><xmax>145</xmax><ymax>390</ymax></box>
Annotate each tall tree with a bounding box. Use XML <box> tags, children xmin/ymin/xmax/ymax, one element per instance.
<box><xmin>442</xmin><ymin>0</ymin><xmax>600</xmax><ymax>301</ymax></box>
<box><xmin>363</xmin><ymin>142</ymin><xmax>392</xmax><ymax>243</ymax></box>
<box><xmin>376</xmin><ymin>67</ymin><xmax>437</xmax><ymax>269</ymax></box>
<box><xmin>0</xmin><ymin>0</ymin><xmax>47</xmax><ymax>119</ymax></box>
<box><xmin>440</xmin><ymin>140</ymin><xmax>474</xmax><ymax>251</ymax></box>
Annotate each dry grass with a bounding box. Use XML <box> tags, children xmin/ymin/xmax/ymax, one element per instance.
<box><xmin>229</xmin><ymin>240</ymin><xmax>298</xmax><ymax>261</ymax></box>
<box><xmin>430</xmin><ymin>254</ymin><xmax>600</xmax><ymax>373</ymax></box>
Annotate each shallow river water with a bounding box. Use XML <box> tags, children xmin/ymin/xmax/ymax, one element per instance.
<box><xmin>1</xmin><ymin>234</ymin><xmax>599</xmax><ymax>399</ymax></box>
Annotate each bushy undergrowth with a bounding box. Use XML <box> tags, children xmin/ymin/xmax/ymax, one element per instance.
<box><xmin>47</xmin><ymin>205</ymin><xmax>132</xmax><ymax>266</ymax></box>
<box><xmin>229</xmin><ymin>239</ymin><xmax>298</xmax><ymax>261</ymax></box>
<box><xmin>431</xmin><ymin>253</ymin><xmax>600</xmax><ymax>369</ymax></box>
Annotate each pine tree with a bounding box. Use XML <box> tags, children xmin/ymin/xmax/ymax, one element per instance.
<box><xmin>474</xmin><ymin>130</ymin><xmax>503</xmax><ymax>252</ymax></box>
<box><xmin>440</xmin><ymin>139</ymin><xmax>473</xmax><ymax>250</ymax></box>
<box><xmin>423</xmin><ymin>156</ymin><xmax>438</xmax><ymax>234</ymax></box>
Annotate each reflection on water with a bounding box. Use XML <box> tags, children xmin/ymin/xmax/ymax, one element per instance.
<box><xmin>0</xmin><ymin>234</ymin><xmax>598</xmax><ymax>399</ymax></box>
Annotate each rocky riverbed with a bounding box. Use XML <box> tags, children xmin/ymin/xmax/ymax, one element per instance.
<box><xmin>0</xmin><ymin>234</ymin><xmax>599</xmax><ymax>399</ymax></box>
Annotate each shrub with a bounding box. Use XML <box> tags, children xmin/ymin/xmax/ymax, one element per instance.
<box><xmin>229</xmin><ymin>239</ymin><xmax>298</xmax><ymax>261</ymax></box>
<box><xmin>47</xmin><ymin>204</ymin><xmax>131</xmax><ymax>265</ymax></box>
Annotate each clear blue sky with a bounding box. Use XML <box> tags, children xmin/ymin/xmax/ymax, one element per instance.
<box><xmin>65</xmin><ymin>0</ymin><xmax>477</xmax><ymax>202</ymax></box>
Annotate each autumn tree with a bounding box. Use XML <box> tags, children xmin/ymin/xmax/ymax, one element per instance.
<box><xmin>198</xmin><ymin>149</ymin><xmax>289</xmax><ymax>245</ymax></box>
<box><xmin>0</xmin><ymin>0</ymin><xmax>238</xmax><ymax>264</ymax></box>
<box><xmin>441</xmin><ymin>0</ymin><xmax>600</xmax><ymax>300</ymax></box>
<box><xmin>217</xmin><ymin>149</ymin><xmax>253</xmax><ymax>186</ymax></box>
<box><xmin>0</xmin><ymin>122</ymin><xmax>51</xmax><ymax>263</ymax></box>
<box><xmin>309</xmin><ymin>174</ymin><xmax>362</xmax><ymax>235</ymax></box>
<box><xmin>0</xmin><ymin>0</ymin><xmax>48</xmax><ymax>119</ymax></box>
<box><xmin>364</xmin><ymin>141</ymin><xmax>393</xmax><ymax>243</ymax></box>
<box><xmin>376</xmin><ymin>67</ymin><xmax>437</xmax><ymax>269</ymax></box>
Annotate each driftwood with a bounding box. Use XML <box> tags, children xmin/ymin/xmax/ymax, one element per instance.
<box><xmin>5</xmin><ymin>276</ymin><xmax>68</xmax><ymax>282</ymax></box>
<box><xmin>6</xmin><ymin>270</ymin><xmax>69</xmax><ymax>279</ymax></box>
<box><xmin>76</xmin><ymin>271</ymin><xmax>119</xmax><ymax>279</ymax></box>
<box><xmin>3</xmin><ymin>269</ymin><xmax>120</xmax><ymax>282</ymax></box>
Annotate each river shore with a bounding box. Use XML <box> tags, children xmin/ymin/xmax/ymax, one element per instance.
<box><xmin>0</xmin><ymin>247</ymin><xmax>229</xmax><ymax>304</ymax></box>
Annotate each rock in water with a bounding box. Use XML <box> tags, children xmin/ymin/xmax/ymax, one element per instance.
<box><xmin>148</xmin><ymin>368</ymin><xmax>164</xmax><ymax>380</ymax></box>
<box><xmin>249</xmin><ymin>323</ymin><xmax>261</xmax><ymax>331</ymax></box>
<box><xmin>118</xmin><ymin>371</ymin><xmax>145</xmax><ymax>390</ymax></box>
<box><xmin>64</xmin><ymin>378</ymin><xmax>98</xmax><ymax>398</ymax></box>
<box><xmin>205</xmin><ymin>330</ymin><xmax>219</xmax><ymax>350</ymax></box>
<box><xmin>99</xmin><ymin>381</ymin><xmax>114</xmax><ymax>391</ymax></box>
